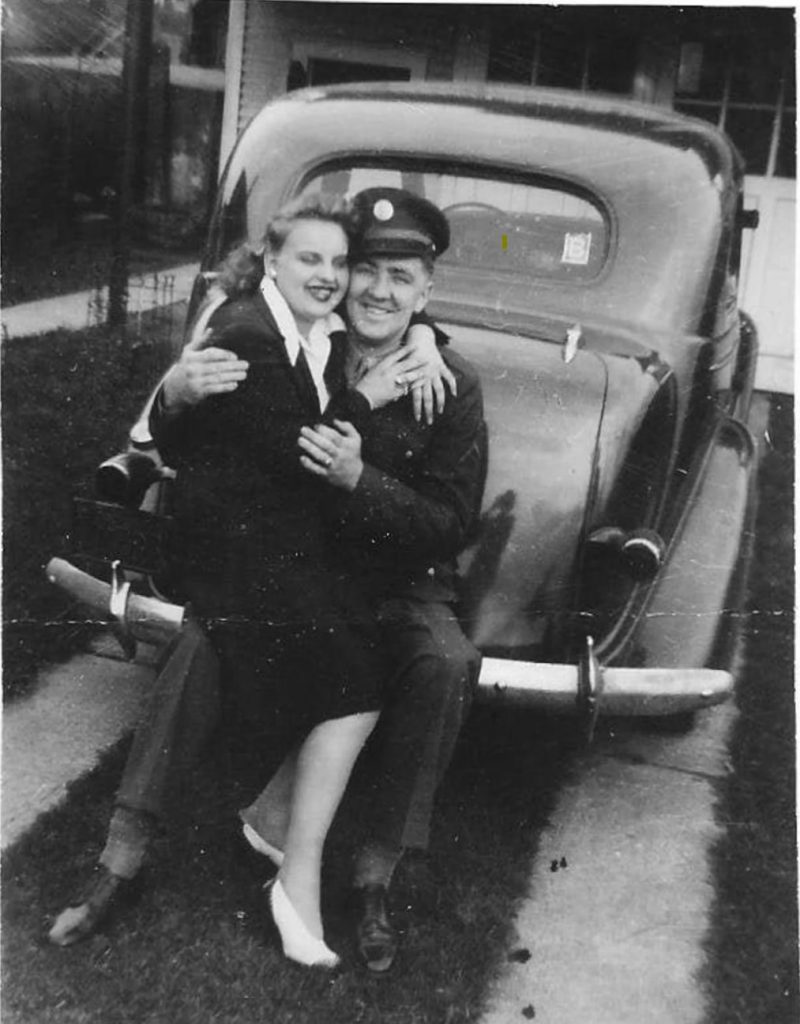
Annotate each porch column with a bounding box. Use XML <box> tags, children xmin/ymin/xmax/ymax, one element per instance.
<box><xmin>220</xmin><ymin>0</ymin><xmax>291</xmax><ymax>172</ymax></box>
<box><xmin>219</xmin><ymin>0</ymin><xmax>246</xmax><ymax>172</ymax></box>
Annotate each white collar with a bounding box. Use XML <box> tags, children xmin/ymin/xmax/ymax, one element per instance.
<box><xmin>259</xmin><ymin>275</ymin><xmax>345</xmax><ymax>362</ymax></box>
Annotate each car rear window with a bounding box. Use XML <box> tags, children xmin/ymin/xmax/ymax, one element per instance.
<box><xmin>302</xmin><ymin>165</ymin><xmax>608</xmax><ymax>285</ymax></box>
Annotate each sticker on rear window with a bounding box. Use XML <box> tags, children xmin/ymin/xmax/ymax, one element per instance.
<box><xmin>561</xmin><ymin>232</ymin><xmax>592</xmax><ymax>266</ymax></box>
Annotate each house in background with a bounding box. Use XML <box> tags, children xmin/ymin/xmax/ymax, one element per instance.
<box><xmin>2</xmin><ymin>0</ymin><xmax>227</xmax><ymax>248</ymax></box>
<box><xmin>2</xmin><ymin>1</ymin><xmax>793</xmax><ymax>391</ymax></box>
<box><xmin>217</xmin><ymin>2</ymin><xmax>794</xmax><ymax>394</ymax></box>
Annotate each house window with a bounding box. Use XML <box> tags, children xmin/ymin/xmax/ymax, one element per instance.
<box><xmin>487</xmin><ymin>16</ymin><xmax>535</xmax><ymax>84</ymax></box>
<box><xmin>185</xmin><ymin>0</ymin><xmax>228</xmax><ymax>69</ymax></box>
<box><xmin>306</xmin><ymin>58</ymin><xmax>410</xmax><ymax>86</ymax></box>
<box><xmin>675</xmin><ymin>32</ymin><xmax>795</xmax><ymax>178</ymax></box>
<box><xmin>534</xmin><ymin>23</ymin><xmax>587</xmax><ymax>90</ymax></box>
<box><xmin>487</xmin><ymin>11</ymin><xmax>637</xmax><ymax>95</ymax></box>
<box><xmin>290</xmin><ymin>41</ymin><xmax>426</xmax><ymax>86</ymax></box>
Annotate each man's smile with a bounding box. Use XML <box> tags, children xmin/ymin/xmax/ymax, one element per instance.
<box><xmin>357</xmin><ymin>300</ymin><xmax>397</xmax><ymax>319</ymax></box>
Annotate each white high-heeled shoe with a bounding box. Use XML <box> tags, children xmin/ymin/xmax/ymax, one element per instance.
<box><xmin>269</xmin><ymin>879</ymin><xmax>340</xmax><ymax>969</ymax></box>
<box><xmin>242</xmin><ymin>822</ymin><xmax>285</xmax><ymax>868</ymax></box>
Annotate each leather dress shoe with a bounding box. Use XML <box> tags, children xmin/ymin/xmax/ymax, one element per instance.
<box><xmin>48</xmin><ymin>865</ymin><xmax>141</xmax><ymax>946</ymax></box>
<box><xmin>354</xmin><ymin>884</ymin><xmax>398</xmax><ymax>973</ymax></box>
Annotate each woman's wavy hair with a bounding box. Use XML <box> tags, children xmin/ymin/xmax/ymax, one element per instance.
<box><xmin>215</xmin><ymin>193</ymin><xmax>354</xmax><ymax>297</ymax></box>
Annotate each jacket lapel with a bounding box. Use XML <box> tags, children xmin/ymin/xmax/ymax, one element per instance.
<box><xmin>324</xmin><ymin>330</ymin><xmax>349</xmax><ymax>395</ymax></box>
<box><xmin>252</xmin><ymin>285</ymin><xmax>320</xmax><ymax>414</ymax></box>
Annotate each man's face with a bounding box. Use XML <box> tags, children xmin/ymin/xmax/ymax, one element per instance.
<box><xmin>346</xmin><ymin>255</ymin><xmax>432</xmax><ymax>348</ymax></box>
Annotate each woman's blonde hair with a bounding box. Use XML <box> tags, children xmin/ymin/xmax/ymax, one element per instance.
<box><xmin>216</xmin><ymin>193</ymin><xmax>354</xmax><ymax>297</ymax></box>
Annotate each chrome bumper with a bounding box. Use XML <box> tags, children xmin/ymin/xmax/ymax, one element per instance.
<box><xmin>47</xmin><ymin>557</ymin><xmax>732</xmax><ymax>719</ymax></box>
<box><xmin>46</xmin><ymin>558</ymin><xmax>184</xmax><ymax>649</ymax></box>
<box><xmin>477</xmin><ymin>655</ymin><xmax>732</xmax><ymax>717</ymax></box>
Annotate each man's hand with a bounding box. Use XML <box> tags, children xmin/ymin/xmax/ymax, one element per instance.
<box><xmin>161</xmin><ymin>328</ymin><xmax>250</xmax><ymax>412</ymax></box>
<box><xmin>298</xmin><ymin>420</ymin><xmax>363</xmax><ymax>491</ymax></box>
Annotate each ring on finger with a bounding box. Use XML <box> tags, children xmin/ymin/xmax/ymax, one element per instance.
<box><xmin>323</xmin><ymin>455</ymin><xmax>333</xmax><ymax>467</ymax></box>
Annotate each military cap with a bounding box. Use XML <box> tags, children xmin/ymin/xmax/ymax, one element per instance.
<box><xmin>351</xmin><ymin>187</ymin><xmax>450</xmax><ymax>260</ymax></box>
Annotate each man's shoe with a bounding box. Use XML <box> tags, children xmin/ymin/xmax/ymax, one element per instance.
<box><xmin>354</xmin><ymin>884</ymin><xmax>398</xmax><ymax>973</ymax></box>
<box><xmin>48</xmin><ymin>865</ymin><xmax>140</xmax><ymax>946</ymax></box>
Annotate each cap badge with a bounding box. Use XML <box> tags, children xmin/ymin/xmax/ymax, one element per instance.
<box><xmin>373</xmin><ymin>199</ymin><xmax>394</xmax><ymax>222</ymax></box>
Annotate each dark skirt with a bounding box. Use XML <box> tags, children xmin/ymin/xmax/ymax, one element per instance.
<box><xmin>177</xmin><ymin>541</ymin><xmax>384</xmax><ymax>735</ymax></box>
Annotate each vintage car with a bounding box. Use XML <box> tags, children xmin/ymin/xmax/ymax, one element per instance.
<box><xmin>48</xmin><ymin>82</ymin><xmax>760</xmax><ymax>733</ymax></box>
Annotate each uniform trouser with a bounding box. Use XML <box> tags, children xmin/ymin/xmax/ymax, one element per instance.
<box><xmin>367</xmin><ymin>598</ymin><xmax>481</xmax><ymax>850</ymax></box>
<box><xmin>115</xmin><ymin>617</ymin><xmax>221</xmax><ymax>819</ymax></box>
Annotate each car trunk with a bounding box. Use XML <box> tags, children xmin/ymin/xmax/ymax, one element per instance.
<box><xmin>450</xmin><ymin>320</ymin><xmax>664</xmax><ymax>659</ymax></box>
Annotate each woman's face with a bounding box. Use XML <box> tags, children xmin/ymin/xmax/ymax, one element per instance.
<box><xmin>267</xmin><ymin>219</ymin><xmax>349</xmax><ymax>332</ymax></box>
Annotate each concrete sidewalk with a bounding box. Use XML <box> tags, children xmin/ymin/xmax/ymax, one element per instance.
<box><xmin>482</xmin><ymin>703</ymin><xmax>737</xmax><ymax>1024</ymax></box>
<box><xmin>2</xmin><ymin>635</ymin><xmax>157</xmax><ymax>851</ymax></box>
<box><xmin>1</xmin><ymin>263</ymin><xmax>199</xmax><ymax>339</ymax></box>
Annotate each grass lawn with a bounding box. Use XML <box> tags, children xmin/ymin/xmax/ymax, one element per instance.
<box><xmin>702</xmin><ymin>395</ymin><xmax>797</xmax><ymax>1024</ymax></box>
<box><xmin>2</xmin><ymin>705</ymin><xmax>578</xmax><ymax>1024</ymax></box>
<box><xmin>2</xmin><ymin>320</ymin><xmax>179</xmax><ymax>700</ymax></box>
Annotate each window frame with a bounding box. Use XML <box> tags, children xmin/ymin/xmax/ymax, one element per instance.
<box><xmin>675</xmin><ymin>43</ymin><xmax>794</xmax><ymax>179</ymax></box>
<box><xmin>296</xmin><ymin>156</ymin><xmax>615</xmax><ymax>288</ymax></box>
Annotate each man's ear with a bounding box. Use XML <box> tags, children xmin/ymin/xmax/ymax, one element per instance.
<box><xmin>413</xmin><ymin>278</ymin><xmax>434</xmax><ymax>314</ymax></box>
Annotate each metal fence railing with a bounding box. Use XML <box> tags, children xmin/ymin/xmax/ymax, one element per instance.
<box><xmin>87</xmin><ymin>271</ymin><xmax>176</xmax><ymax>342</ymax></box>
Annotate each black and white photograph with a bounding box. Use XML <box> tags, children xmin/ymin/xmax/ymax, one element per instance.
<box><xmin>2</xmin><ymin>2</ymin><xmax>795</xmax><ymax>1022</ymax></box>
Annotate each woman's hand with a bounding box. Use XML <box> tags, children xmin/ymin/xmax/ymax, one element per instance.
<box><xmin>403</xmin><ymin>323</ymin><xmax>457</xmax><ymax>424</ymax></box>
<box><xmin>298</xmin><ymin>420</ymin><xmax>363</xmax><ymax>491</ymax></box>
<box><xmin>354</xmin><ymin>332</ymin><xmax>457</xmax><ymax>424</ymax></box>
<box><xmin>353</xmin><ymin>347</ymin><xmax>426</xmax><ymax>412</ymax></box>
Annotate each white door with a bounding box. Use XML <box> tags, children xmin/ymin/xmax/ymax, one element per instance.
<box><xmin>739</xmin><ymin>176</ymin><xmax>796</xmax><ymax>394</ymax></box>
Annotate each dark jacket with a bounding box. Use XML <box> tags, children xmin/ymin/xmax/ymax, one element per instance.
<box><xmin>150</xmin><ymin>289</ymin><xmax>385</xmax><ymax>724</ymax></box>
<box><xmin>151</xmin><ymin>290</ymin><xmax>372</xmax><ymax>571</ymax></box>
<box><xmin>324</xmin><ymin>343</ymin><xmax>487</xmax><ymax>604</ymax></box>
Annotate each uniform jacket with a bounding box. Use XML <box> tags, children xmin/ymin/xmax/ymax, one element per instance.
<box><xmin>324</xmin><ymin>339</ymin><xmax>487</xmax><ymax>605</ymax></box>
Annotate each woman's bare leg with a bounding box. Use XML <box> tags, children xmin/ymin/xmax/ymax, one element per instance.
<box><xmin>277</xmin><ymin>711</ymin><xmax>378</xmax><ymax>940</ymax></box>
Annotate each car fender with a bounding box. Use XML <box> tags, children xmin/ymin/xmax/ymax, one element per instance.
<box><xmin>611</xmin><ymin>412</ymin><xmax>756</xmax><ymax>670</ymax></box>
